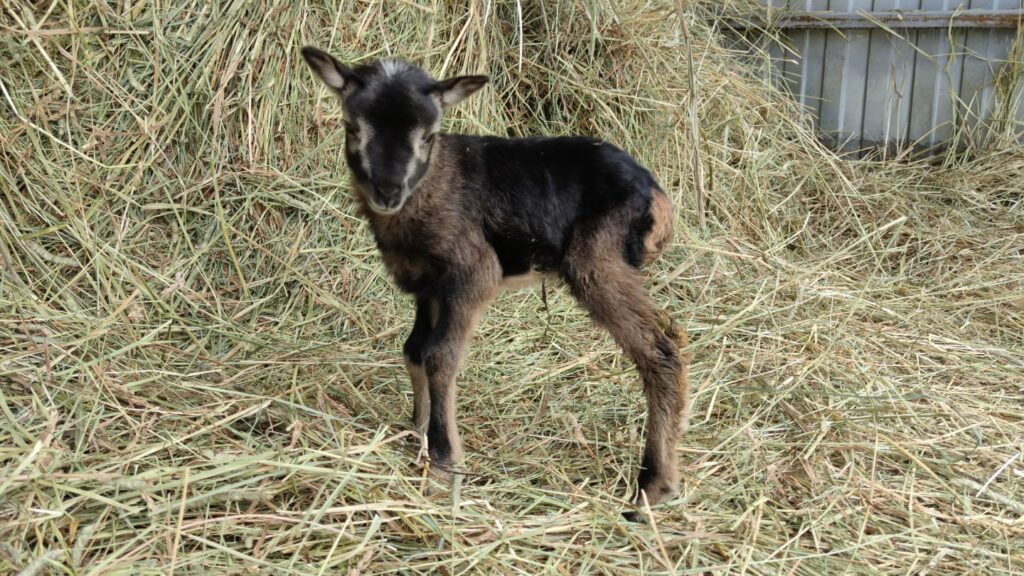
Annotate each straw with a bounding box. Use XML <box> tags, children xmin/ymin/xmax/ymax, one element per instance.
<box><xmin>1</xmin><ymin>0</ymin><xmax>1022</xmax><ymax>573</ymax></box>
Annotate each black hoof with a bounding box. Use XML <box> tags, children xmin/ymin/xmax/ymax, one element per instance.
<box><xmin>621</xmin><ymin>510</ymin><xmax>648</xmax><ymax>523</ymax></box>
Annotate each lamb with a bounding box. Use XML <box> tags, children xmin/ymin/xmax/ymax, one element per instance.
<box><xmin>301</xmin><ymin>46</ymin><xmax>691</xmax><ymax>514</ymax></box>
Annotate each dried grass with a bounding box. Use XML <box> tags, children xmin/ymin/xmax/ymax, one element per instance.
<box><xmin>1</xmin><ymin>1</ymin><xmax>1023</xmax><ymax>574</ymax></box>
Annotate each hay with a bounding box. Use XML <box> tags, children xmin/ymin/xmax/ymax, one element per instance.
<box><xmin>2</xmin><ymin>0</ymin><xmax>1023</xmax><ymax>573</ymax></box>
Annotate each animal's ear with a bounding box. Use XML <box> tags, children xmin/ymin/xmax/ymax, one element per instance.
<box><xmin>301</xmin><ymin>46</ymin><xmax>358</xmax><ymax>91</ymax></box>
<box><xmin>432</xmin><ymin>75</ymin><xmax>489</xmax><ymax>108</ymax></box>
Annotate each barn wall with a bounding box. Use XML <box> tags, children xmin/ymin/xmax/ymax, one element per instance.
<box><xmin>757</xmin><ymin>1</ymin><xmax>1023</xmax><ymax>153</ymax></box>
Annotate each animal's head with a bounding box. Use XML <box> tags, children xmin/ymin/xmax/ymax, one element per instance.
<box><xmin>301</xmin><ymin>47</ymin><xmax>488</xmax><ymax>215</ymax></box>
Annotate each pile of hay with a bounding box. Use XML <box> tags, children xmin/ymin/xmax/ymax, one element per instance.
<box><xmin>2</xmin><ymin>1</ymin><xmax>1022</xmax><ymax>573</ymax></box>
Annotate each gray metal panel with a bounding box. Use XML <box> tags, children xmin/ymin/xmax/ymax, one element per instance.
<box><xmin>782</xmin><ymin>0</ymin><xmax>829</xmax><ymax>118</ymax></box>
<box><xmin>936</xmin><ymin>0</ymin><xmax>969</xmax><ymax>147</ymax></box>
<box><xmin>957</xmin><ymin>0</ymin><xmax>1021</xmax><ymax>145</ymax></box>
<box><xmin>979</xmin><ymin>1</ymin><xmax>1019</xmax><ymax>143</ymax></box>
<box><xmin>767</xmin><ymin>37</ymin><xmax>789</xmax><ymax>88</ymax></box>
<box><xmin>819</xmin><ymin>0</ymin><xmax>874</xmax><ymax>150</ymax></box>
<box><xmin>759</xmin><ymin>0</ymin><xmax>1022</xmax><ymax>150</ymax></box>
<box><xmin>961</xmin><ymin>0</ymin><xmax>998</xmax><ymax>140</ymax></box>
<box><xmin>766</xmin><ymin>0</ymin><xmax>791</xmax><ymax>88</ymax></box>
<box><xmin>908</xmin><ymin>0</ymin><xmax>965</xmax><ymax>146</ymax></box>
<box><xmin>733</xmin><ymin>9</ymin><xmax>1024</xmax><ymax>28</ymax></box>
<box><xmin>862</xmin><ymin>0</ymin><xmax>921</xmax><ymax>148</ymax></box>
<box><xmin>1015</xmin><ymin>69</ymin><xmax>1024</xmax><ymax>138</ymax></box>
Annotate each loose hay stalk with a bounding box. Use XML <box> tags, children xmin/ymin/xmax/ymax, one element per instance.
<box><xmin>1</xmin><ymin>1</ymin><xmax>1023</xmax><ymax>574</ymax></box>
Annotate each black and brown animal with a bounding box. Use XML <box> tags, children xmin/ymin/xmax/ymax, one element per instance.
<box><xmin>301</xmin><ymin>46</ymin><xmax>691</xmax><ymax>515</ymax></box>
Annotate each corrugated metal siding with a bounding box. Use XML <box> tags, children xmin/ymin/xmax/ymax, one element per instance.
<box><xmin>760</xmin><ymin>1</ymin><xmax>1023</xmax><ymax>152</ymax></box>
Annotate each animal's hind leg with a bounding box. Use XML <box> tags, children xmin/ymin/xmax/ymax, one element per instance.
<box><xmin>563</xmin><ymin>233</ymin><xmax>690</xmax><ymax>508</ymax></box>
<box><xmin>657</xmin><ymin>310</ymin><xmax>691</xmax><ymax>434</ymax></box>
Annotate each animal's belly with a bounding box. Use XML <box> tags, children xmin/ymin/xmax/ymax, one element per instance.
<box><xmin>500</xmin><ymin>270</ymin><xmax>548</xmax><ymax>291</ymax></box>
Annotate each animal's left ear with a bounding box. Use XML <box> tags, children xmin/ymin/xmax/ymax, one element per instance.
<box><xmin>433</xmin><ymin>75</ymin><xmax>489</xmax><ymax>108</ymax></box>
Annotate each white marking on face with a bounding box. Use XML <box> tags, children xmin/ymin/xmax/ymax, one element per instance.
<box><xmin>355</xmin><ymin>118</ymin><xmax>374</xmax><ymax>179</ymax></box>
<box><xmin>368</xmin><ymin>201</ymin><xmax>403</xmax><ymax>216</ymax></box>
<box><xmin>403</xmin><ymin>127</ymin><xmax>428</xmax><ymax>191</ymax></box>
<box><xmin>429</xmin><ymin>94</ymin><xmax>443</xmax><ymax>113</ymax></box>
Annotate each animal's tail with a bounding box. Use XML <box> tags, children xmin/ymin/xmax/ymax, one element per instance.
<box><xmin>642</xmin><ymin>187</ymin><xmax>674</xmax><ymax>265</ymax></box>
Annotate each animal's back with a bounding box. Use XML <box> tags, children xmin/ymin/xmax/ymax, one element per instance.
<box><xmin>444</xmin><ymin>134</ymin><xmax>673</xmax><ymax>275</ymax></box>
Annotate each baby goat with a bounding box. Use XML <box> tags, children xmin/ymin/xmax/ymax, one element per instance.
<box><xmin>301</xmin><ymin>47</ymin><xmax>690</xmax><ymax>512</ymax></box>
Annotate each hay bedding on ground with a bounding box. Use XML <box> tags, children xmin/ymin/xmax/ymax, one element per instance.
<box><xmin>1</xmin><ymin>1</ymin><xmax>1022</xmax><ymax>574</ymax></box>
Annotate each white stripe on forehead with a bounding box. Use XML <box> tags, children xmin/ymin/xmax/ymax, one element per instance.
<box><xmin>379</xmin><ymin>59</ymin><xmax>409</xmax><ymax>78</ymax></box>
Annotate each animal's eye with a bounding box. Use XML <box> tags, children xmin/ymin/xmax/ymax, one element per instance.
<box><xmin>344</xmin><ymin>121</ymin><xmax>359</xmax><ymax>136</ymax></box>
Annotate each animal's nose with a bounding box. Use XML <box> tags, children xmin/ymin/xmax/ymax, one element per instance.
<box><xmin>373</xmin><ymin>182</ymin><xmax>402</xmax><ymax>200</ymax></box>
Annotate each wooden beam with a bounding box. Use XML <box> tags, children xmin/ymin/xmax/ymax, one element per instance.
<box><xmin>726</xmin><ymin>9</ymin><xmax>1023</xmax><ymax>30</ymax></box>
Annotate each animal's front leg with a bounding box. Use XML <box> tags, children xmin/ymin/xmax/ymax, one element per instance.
<box><xmin>403</xmin><ymin>296</ymin><xmax>434</xmax><ymax>434</ymax></box>
<box><xmin>420</xmin><ymin>272</ymin><xmax>497</xmax><ymax>478</ymax></box>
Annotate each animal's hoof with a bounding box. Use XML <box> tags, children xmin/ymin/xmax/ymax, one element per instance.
<box><xmin>621</xmin><ymin>509</ymin><xmax>647</xmax><ymax>523</ymax></box>
<box><xmin>413</xmin><ymin>456</ymin><xmax>452</xmax><ymax>495</ymax></box>
<box><xmin>636</xmin><ymin>484</ymin><xmax>676</xmax><ymax>504</ymax></box>
<box><xmin>427</xmin><ymin>462</ymin><xmax>453</xmax><ymax>484</ymax></box>
<box><xmin>625</xmin><ymin>482</ymin><xmax>678</xmax><ymax>523</ymax></box>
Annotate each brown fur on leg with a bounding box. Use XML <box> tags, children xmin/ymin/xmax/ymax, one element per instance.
<box><xmin>405</xmin><ymin>358</ymin><xmax>430</xmax><ymax>434</ymax></box>
<box><xmin>563</xmin><ymin>220</ymin><xmax>687</xmax><ymax>508</ymax></box>
<box><xmin>657</xmin><ymin>311</ymin><xmax>692</xmax><ymax>434</ymax></box>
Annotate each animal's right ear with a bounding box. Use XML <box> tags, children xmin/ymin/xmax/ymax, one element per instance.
<box><xmin>301</xmin><ymin>46</ymin><xmax>357</xmax><ymax>91</ymax></box>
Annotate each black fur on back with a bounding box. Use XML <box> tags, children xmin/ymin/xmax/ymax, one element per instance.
<box><xmin>448</xmin><ymin>135</ymin><xmax>658</xmax><ymax>278</ymax></box>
